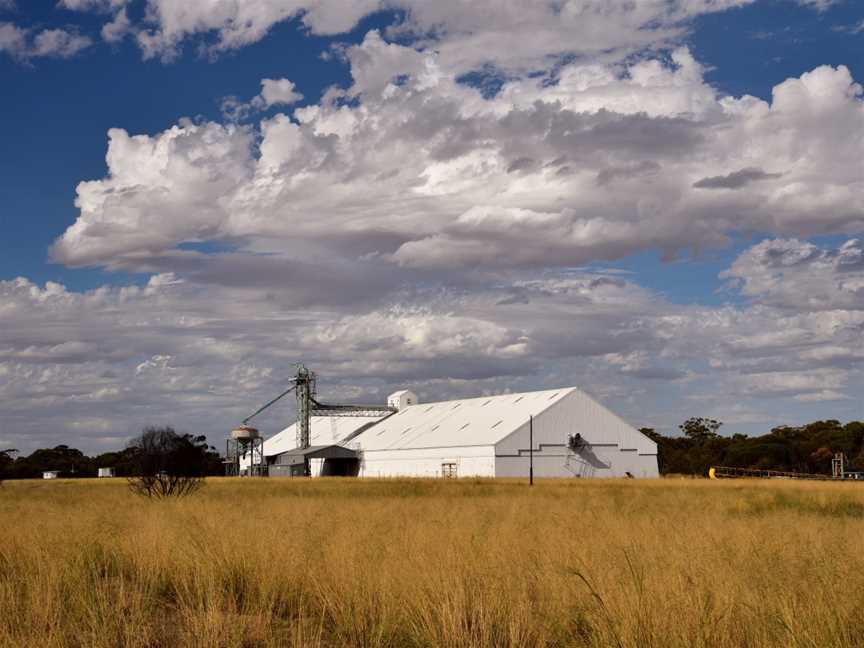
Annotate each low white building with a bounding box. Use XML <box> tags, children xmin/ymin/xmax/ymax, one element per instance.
<box><xmin>260</xmin><ymin>386</ymin><xmax>658</xmax><ymax>478</ymax></box>
<box><xmin>262</xmin><ymin>415</ymin><xmax>382</xmax><ymax>477</ymax></box>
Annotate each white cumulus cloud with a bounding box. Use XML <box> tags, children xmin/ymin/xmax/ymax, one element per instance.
<box><xmin>60</xmin><ymin>0</ymin><xmax>763</xmax><ymax>65</ymax></box>
<box><xmin>0</xmin><ymin>22</ymin><xmax>91</xmax><ymax>59</ymax></box>
<box><xmin>50</xmin><ymin>41</ymin><xmax>864</xmax><ymax>277</ymax></box>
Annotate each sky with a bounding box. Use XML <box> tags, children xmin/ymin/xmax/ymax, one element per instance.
<box><xmin>1</xmin><ymin>0</ymin><xmax>863</xmax><ymax>454</ymax></box>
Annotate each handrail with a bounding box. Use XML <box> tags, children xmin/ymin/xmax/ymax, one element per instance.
<box><xmin>709</xmin><ymin>465</ymin><xmax>835</xmax><ymax>481</ymax></box>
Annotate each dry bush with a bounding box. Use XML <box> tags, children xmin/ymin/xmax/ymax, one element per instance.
<box><xmin>127</xmin><ymin>427</ymin><xmax>207</xmax><ymax>499</ymax></box>
<box><xmin>1</xmin><ymin>478</ymin><xmax>864</xmax><ymax>647</ymax></box>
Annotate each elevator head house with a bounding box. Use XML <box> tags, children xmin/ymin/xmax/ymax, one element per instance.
<box><xmin>256</xmin><ymin>387</ymin><xmax>658</xmax><ymax>478</ymax></box>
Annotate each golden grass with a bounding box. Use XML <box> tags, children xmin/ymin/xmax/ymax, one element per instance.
<box><xmin>1</xmin><ymin>477</ymin><xmax>863</xmax><ymax>647</ymax></box>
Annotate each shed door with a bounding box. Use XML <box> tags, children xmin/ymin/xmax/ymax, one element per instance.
<box><xmin>441</xmin><ymin>462</ymin><xmax>458</xmax><ymax>479</ymax></box>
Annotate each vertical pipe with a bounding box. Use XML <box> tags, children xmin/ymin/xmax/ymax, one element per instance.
<box><xmin>529</xmin><ymin>415</ymin><xmax>534</xmax><ymax>486</ymax></box>
<box><xmin>295</xmin><ymin>364</ymin><xmax>315</xmax><ymax>452</ymax></box>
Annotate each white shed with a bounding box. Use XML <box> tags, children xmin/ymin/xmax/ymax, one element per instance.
<box><xmin>352</xmin><ymin>387</ymin><xmax>658</xmax><ymax>478</ymax></box>
<box><xmin>256</xmin><ymin>386</ymin><xmax>658</xmax><ymax>479</ymax></box>
<box><xmin>42</xmin><ymin>471</ymin><xmax>60</xmax><ymax>480</ymax></box>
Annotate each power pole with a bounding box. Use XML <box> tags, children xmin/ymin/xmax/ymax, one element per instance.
<box><xmin>529</xmin><ymin>415</ymin><xmax>534</xmax><ymax>486</ymax></box>
<box><xmin>832</xmin><ymin>452</ymin><xmax>846</xmax><ymax>480</ymax></box>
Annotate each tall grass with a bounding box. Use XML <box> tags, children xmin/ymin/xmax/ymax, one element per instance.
<box><xmin>1</xmin><ymin>478</ymin><xmax>863</xmax><ymax>647</ymax></box>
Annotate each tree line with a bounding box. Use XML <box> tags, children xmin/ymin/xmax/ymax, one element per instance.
<box><xmin>0</xmin><ymin>427</ymin><xmax>223</xmax><ymax>481</ymax></box>
<box><xmin>641</xmin><ymin>417</ymin><xmax>864</xmax><ymax>476</ymax></box>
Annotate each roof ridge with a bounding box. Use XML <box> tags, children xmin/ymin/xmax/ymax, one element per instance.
<box><xmin>411</xmin><ymin>385</ymin><xmax>577</xmax><ymax>408</ymax></box>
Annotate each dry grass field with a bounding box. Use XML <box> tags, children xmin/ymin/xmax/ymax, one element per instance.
<box><xmin>1</xmin><ymin>477</ymin><xmax>863</xmax><ymax>648</ymax></box>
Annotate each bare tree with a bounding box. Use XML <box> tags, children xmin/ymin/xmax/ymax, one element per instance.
<box><xmin>127</xmin><ymin>427</ymin><xmax>209</xmax><ymax>498</ymax></box>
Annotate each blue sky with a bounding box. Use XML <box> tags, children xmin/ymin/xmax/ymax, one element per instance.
<box><xmin>1</xmin><ymin>0</ymin><xmax>863</xmax><ymax>451</ymax></box>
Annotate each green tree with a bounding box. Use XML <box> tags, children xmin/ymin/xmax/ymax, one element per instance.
<box><xmin>9</xmin><ymin>445</ymin><xmax>94</xmax><ymax>479</ymax></box>
<box><xmin>639</xmin><ymin>428</ymin><xmax>670</xmax><ymax>474</ymax></box>
<box><xmin>0</xmin><ymin>449</ymin><xmax>16</xmax><ymax>484</ymax></box>
<box><xmin>679</xmin><ymin>417</ymin><xmax>722</xmax><ymax>441</ymax></box>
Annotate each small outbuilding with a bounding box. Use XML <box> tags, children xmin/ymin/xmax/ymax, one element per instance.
<box><xmin>268</xmin><ymin>445</ymin><xmax>360</xmax><ymax>477</ymax></box>
<box><xmin>42</xmin><ymin>471</ymin><xmax>60</xmax><ymax>480</ymax></box>
<box><xmin>97</xmin><ymin>467</ymin><xmax>115</xmax><ymax>478</ymax></box>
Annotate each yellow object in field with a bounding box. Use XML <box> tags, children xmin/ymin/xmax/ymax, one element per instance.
<box><xmin>708</xmin><ymin>467</ymin><xmax>717</xmax><ymax>479</ymax></box>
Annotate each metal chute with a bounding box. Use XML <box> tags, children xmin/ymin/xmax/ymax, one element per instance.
<box><xmin>230</xmin><ymin>364</ymin><xmax>395</xmax><ymax>477</ymax></box>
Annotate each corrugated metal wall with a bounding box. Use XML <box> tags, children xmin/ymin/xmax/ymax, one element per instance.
<box><xmin>494</xmin><ymin>389</ymin><xmax>658</xmax><ymax>478</ymax></box>
<box><xmin>358</xmin><ymin>445</ymin><xmax>496</xmax><ymax>478</ymax></box>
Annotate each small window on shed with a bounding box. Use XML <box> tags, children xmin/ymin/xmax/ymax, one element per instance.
<box><xmin>441</xmin><ymin>463</ymin><xmax>458</xmax><ymax>479</ymax></box>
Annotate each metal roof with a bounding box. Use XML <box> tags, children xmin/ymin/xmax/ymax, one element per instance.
<box><xmin>353</xmin><ymin>388</ymin><xmax>574</xmax><ymax>451</ymax></box>
<box><xmin>262</xmin><ymin>415</ymin><xmax>386</xmax><ymax>457</ymax></box>
<box><xmin>278</xmin><ymin>445</ymin><xmax>359</xmax><ymax>459</ymax></box>
<box><xmin>260</xmin><ymin>385</ymin><xmax>653</xmax><ymax>458</ymax></box>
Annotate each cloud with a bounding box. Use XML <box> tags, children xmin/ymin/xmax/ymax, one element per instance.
<box><xmin>48</xmin><ymin>41</ymin><xmax>864</xmax><ymax>277</ymax></box>
<box><xmin>603</xmin><ymin>352</ymin><xmax>689</xmax><ymax>380</ymax></box>
<box><xmin>795</xmin><ymin>0</ymin><xmax>842</xmax><ymax>10</ymax></box>
<box><xmin>7</xmin><ymin>3</ymin><xmax>864</xmax><ymax>451</ymax></box>
<box><xmin>737</xmin><ymin>369</ymin><xmax>847</xmax><ymax>397</ymax></box>
<box><xmin>101</xmin><ymin>8</ymin><xmax>130</xmax><ymax>43</ymax></box>
<box><xmin>839</xmin><ymin>20</ymin><xmax>864</xmax><ymax>35</ymax></box>
<box><xmin>722</xmin><ymin>238</ymin><xmax>864</xmax><ymax>310</ymax></box>
<box><xmin>59</xmin><ymin>0</ymin><xmax>764</xmax><ymax>66</ymax></box>
<box><xmin>596</xmin><ymin>161</ymin><xmax>661</xmax><ymax>186</ymax></box>
<box><xmin>221</xmin><ymin>78</ymin><xmax>304</xmax><ymax>121</ymax></box>
<box><xmin>50</xmin><ymin>120</ymin><xmax>255</xmax><ymax>267</ymax></box>
<box><xmin>258</xmin><ymin>78</ymin><xmax>304</xmax><ymax>107</ymax></box>
<box><xmin>693</xmin><ymin>167</ymin><xmax>782</xmax><ymax>189</ymax></box>
<box><xmin>794</xmin><ymin>390</ymin><xmax>850</xmax><ymax>402</ymax></box>
<box><xmin>39</xmin><ymin>39</ymin><xmax>864</xmax><ymax>431</ymax></box>
<box><xmin>0</xmin><ymin>22</ymin><xmax>92</xmax><ymax>59</ymax></box>
<box><xmin>51</xmin><ymin>1</ymin><xmax>845</xmax><ymax>71</ymax></box>
<box><xmin>132</xmin><ymin>0</ymin><xmax>382</xmax><ymax>62</ymax></box>
<box><xmin>0</xmin><ymin>271</ymin><xmax>670</xmax><ymax>451</ymax></box>
<box><xmin>0</xmin><ymin>22</ymin><xmax>26</xmax><ymax>54</ymax></box>
<box><xmin>58</xmin><ymin>0</ymin><xmax>127</xmax><ymax>9</ymax></box>
<box><xmin>30</xmin><ymin>28</ymin><xmax>92</xmax><ymax>57</ymax></box>
<box><xmin>7</xmin><ymin>236</ymin><xmax>864</xmax><ymax>452</ymax></box>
